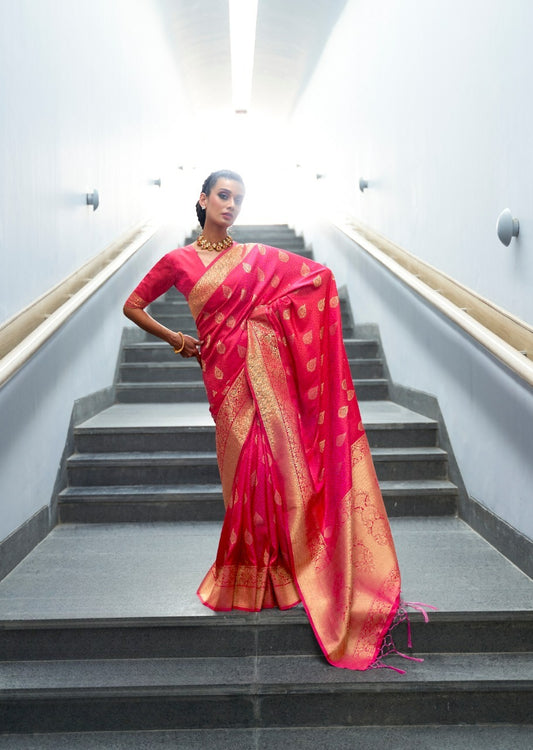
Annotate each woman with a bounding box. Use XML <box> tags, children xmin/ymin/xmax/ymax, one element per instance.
<box><xmin>124</xmin><ymin>170</ymin><xmax>406</xmax><ymax>670</ymax></box>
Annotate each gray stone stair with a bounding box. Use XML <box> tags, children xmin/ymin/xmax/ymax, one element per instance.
<box><xmin>2</xmin><ymin>225</ymin><xmax>530</xmax><ymax>741</ymax></box>
<box><xmin>0</xmin><ymin>519</ymin><xmax>532</xmax><ymax>735</ymax></box>
<box><xmin>1</xmin><ymin>653</ymin><xmax>532</xmax><ymax>734</ymax></box>
<box><xmin>58</xmin><ymin>402</ymin><xmax>458</xmax><ymax>523</ymax></box>
<box><xmin>1</xmin><ymin>726</ymin><xmax>532</xmax><ymax>749</ymax></box>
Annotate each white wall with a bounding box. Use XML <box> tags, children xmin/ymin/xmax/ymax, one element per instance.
<box><xmin>0</xmin><ymin>225</ymin><xmax>184</xmax><ymax>546</ymax></box>
<box><xmin>0</xmin><ymin>0</ymin><xmax>192</xmax><ymax>546</ymax></box>
<box><xmin>0</xmin><ymin>0</ymin><xmax>189</xmax><ymax>324</ymax></box>
<box><xmin>307</xmin><ymin>221</ymin><xmax>533</xmax><ymax>542</ymax></box>
<box><xmin>291</xmin><ymin>0</ymin><xmax>533</xmax><ymax>541</ymax></box>
<box><xmin>291</xmin><ymin>0</ymin><xmax>533</xmax><ymax>324</ymax></box>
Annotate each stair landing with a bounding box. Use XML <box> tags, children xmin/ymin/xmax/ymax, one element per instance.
<box><xmin>0</xmin><ymin>517</ymin><xmax>531</xmax><ymax>622</ymax></box>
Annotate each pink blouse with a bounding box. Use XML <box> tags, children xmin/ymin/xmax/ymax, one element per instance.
<box><xmin>125</xmin><ymin>244</ymin><xmax>217</xmax><ymax>308</ymax></box>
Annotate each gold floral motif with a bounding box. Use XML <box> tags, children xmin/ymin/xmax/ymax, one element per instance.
<box><xmin>279</xmin><ymin>251</ymin><xmax>289</xmax><ymax>262</ymax></box>
<box><xmin>243</xmin><ymin>262</ymin><xmax>252</xmax><ymax>273</ymax></box>
<box><xmin>301</xmin><ymin>262</ymin><xmax>310</xmax><ymax>276</ymax></box>
<box><xmin>217</xmin><ymin>341</ymin><xmax>226</xmax><ymax>354</ymax></box>
<box><xmin>338</xmin><ymin>406</ymin><xmax>349</xmax><ymax>418</ymax></box>
<box><xmin>307</xmin><ymin>358</ymin><xmax>317</xmax><ymax>372</ymax></box>
<box><xmin>223</xmin><ymin>285</ymin><xmax>232</xmax><ymax>298</ymax></box>
<box><xmin>318</xmin><ymin>298</ymin><xmax>326</xmax><ymax>311</ymax></box>
<box><xmin>226</xmin><ymin>315</ymin><xmax>236</xmax><ymax>328</ymax></box>
<box><xmin>283</xmin><ymin>309</ymin><xmax>291</xmax><ymax>320</ymax></box>
<box><xmin>303</xmin><ymin>330</ymin><xmax>313</xmax><ymax>345</ymax></box>
<box><xmin>308</xmin><ymin>386</ymin><xmax>318</xmax><ymax>400</ymax></box>
<box><xmin>271</xmin><ymin>275</ymin><xmax>280</xmax><ymax>288</ymax></box>
<box><xmin>313</xmin><ymin>275</ymin><xmax>322</xmax><ymax>287</ymax></box>
<box><xmin>298</xmin><ymin>304</ymin><xmax>307</xmax><ymax>318</ymax></box>
<box><xmin>257</xmin><ymin>267</ymin><xmax>265</xmax><ymax>281</ymax></box>
<box><xmin>215</xmin><ymin>367</ymin><xmax>224</xmax><ymax>380</ymax></box>
<box><xmin>330</xmin><ymin>295</ymin><xmax>339</xmax><ymax>308</ymax></box>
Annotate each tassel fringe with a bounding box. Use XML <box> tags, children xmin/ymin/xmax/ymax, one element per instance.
<box><xmin>370</xmin><ymin>599</ymin><xmax>437</xmax><ymax>674</ymax></box>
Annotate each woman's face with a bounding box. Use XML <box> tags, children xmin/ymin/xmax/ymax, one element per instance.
<box><xmin>201</xmin><ymin>178</ymin><xmax>245</xmax><ymax>229</ymax></box>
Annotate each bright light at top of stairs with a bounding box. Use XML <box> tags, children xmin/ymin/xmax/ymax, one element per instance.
<box><xmin>229</xmin><ymin>0</ymin><xmax>258</xmax><ymax>113</ymax></box>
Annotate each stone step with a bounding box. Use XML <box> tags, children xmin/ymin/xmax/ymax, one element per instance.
<box><xmin>142</xmin><ymin>330</ymin><xmax>354</xmax><ymax>346</ymax></box>
<box><xmin>186</xmin><ymin>229</ymin><xmax>308</xmax><ymax>248</ymax></box>
<box><xmin>121</xmin><ymin>337</ymin><xmax>379</xmax><ymax>363</ymax></box>
<box><xmin>1</xmin><ymin>725</ymin><xmax>532</xmax><ymax>750</ymax></box>
<box><xmin>1</xmin><ymin>652</ymin><xmax>531</xmax><ymax>733</ymax></box>
<box><xmin>2</xmin><ymin>605</ymin><xmax>531</xmax><ymax>662</ymax></box>
<box><xmin>57</xmin><ymin>479</ymin><xmax>458</xmax><ymax>523</ymax></box>
<box><xmin>72</xmin><ymin>414</ymin><xmax>438</xmax><ymax>454</ymax></box>
<box><xmin>115</xmin><ymin>378</ymin><xmax>390</xmax><ymax>402</ymax></box>
<box><xmin>1</xmin><ymin>518</ymin><xmax>531</xmax><ymax>732</ymax></box>
<box><xmin>147</xmin><ymin>309</ymin><xmax>354</xmax><ymax>330</ymax></box>
<box><xmin>157</xmin><ymin>285</ymin><xmax>352</xmax><ymax>310</ymax></box>
<box><xmin>66</xmin><ymin>445</ymin><xmax>447</xmax><ymax>486</ymax></box>
<box><xmin>2</xmin><ymin>519</ymin><xmax>532</xmax><ymax>657</ymax></box>
<box><xmin>119</xmin><ymin>361</ymin><xmax>208</xmax><ymax>384</ymax></box>
<box><xmin>117</xmin><ymin>357</ymin><xmax>384</xmax><ymax>384</ymax></box>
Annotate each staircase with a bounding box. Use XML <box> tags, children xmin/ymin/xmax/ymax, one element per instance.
<box><xmin>0</xmin><ymin>225</ymin><xmax>531</xmax><ymax>747</ymax></box>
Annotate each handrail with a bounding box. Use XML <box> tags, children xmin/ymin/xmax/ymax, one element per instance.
<box><xmin>0</xmin><ymin>219</ymin><xmax>159</xmax><ymax>389</ymax></box>
<box><xmin>333</xmin><ymin>217</ymin><xmax>533</xmax><ymax>388</ymax></box>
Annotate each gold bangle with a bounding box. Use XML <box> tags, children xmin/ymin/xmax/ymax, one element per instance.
<box><xmin>173</xmin><ymin>332</ymin><xmax>185</xmax><ymax>354</ymax></box>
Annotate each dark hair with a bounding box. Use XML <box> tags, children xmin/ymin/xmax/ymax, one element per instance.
<box><xmin>195</xmin><ymin>169</ymin><xmax>245</xmax><ymax>228</ymax></box>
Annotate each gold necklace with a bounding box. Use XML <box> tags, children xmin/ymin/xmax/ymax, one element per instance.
<box><xmin>197</xmin><ymin>233</ymin><xmax>233</xmax><ymax>252</ymax></box>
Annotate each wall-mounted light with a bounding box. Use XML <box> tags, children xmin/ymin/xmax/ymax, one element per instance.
<box><xmin>152</xmin><ymin>178</ymin><xmax>161</xmax><ymax>187</ymax></box>
<box><xmin>497</xmin><ymin>208</ymin><xmax>519</xmax><ymax>246</ymax></box>
<box><xmin>86</xmin><ymin>189</ymin><xmax>99</xmax><ymax>211</ymax></box>
<box><xmin>359</xmin><ymin>178</ymin><xmax>369</xmax><ymax>192</ymax></box>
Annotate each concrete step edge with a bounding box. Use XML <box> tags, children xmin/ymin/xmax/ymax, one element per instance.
<box><xmin>2</xmin><ymin>653</ymin><xmax>533</xmax><ymax>695</ymax></box>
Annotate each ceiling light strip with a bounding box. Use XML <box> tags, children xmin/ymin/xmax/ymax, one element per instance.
<box><xmin>229</xmin><ymin>0</ymin><xmax>258</xmax><ymax>112</ymax></box>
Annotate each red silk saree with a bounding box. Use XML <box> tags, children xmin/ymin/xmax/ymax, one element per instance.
<box><xmin>127</xmin><ymin>241</ymin><xmax>401</xmax><ymax>670</ymax></box>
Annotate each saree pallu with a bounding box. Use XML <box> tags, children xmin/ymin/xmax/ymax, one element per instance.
<box><xmin>192</xmin><ymin>242</ymin><xmax>401</xmax><ymax>670</ymax></box>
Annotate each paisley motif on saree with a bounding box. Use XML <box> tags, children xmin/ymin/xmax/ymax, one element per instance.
<box><xmin>192</xmin><ymin>243</ymin><xmax>401</xmax><ymax>669</ymax></box>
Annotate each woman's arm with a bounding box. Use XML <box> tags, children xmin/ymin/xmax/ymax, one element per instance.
<box><xmin>123</xmin><ymin>305</ymin><xmax>201</xmax><ymax>362</ymax></box>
